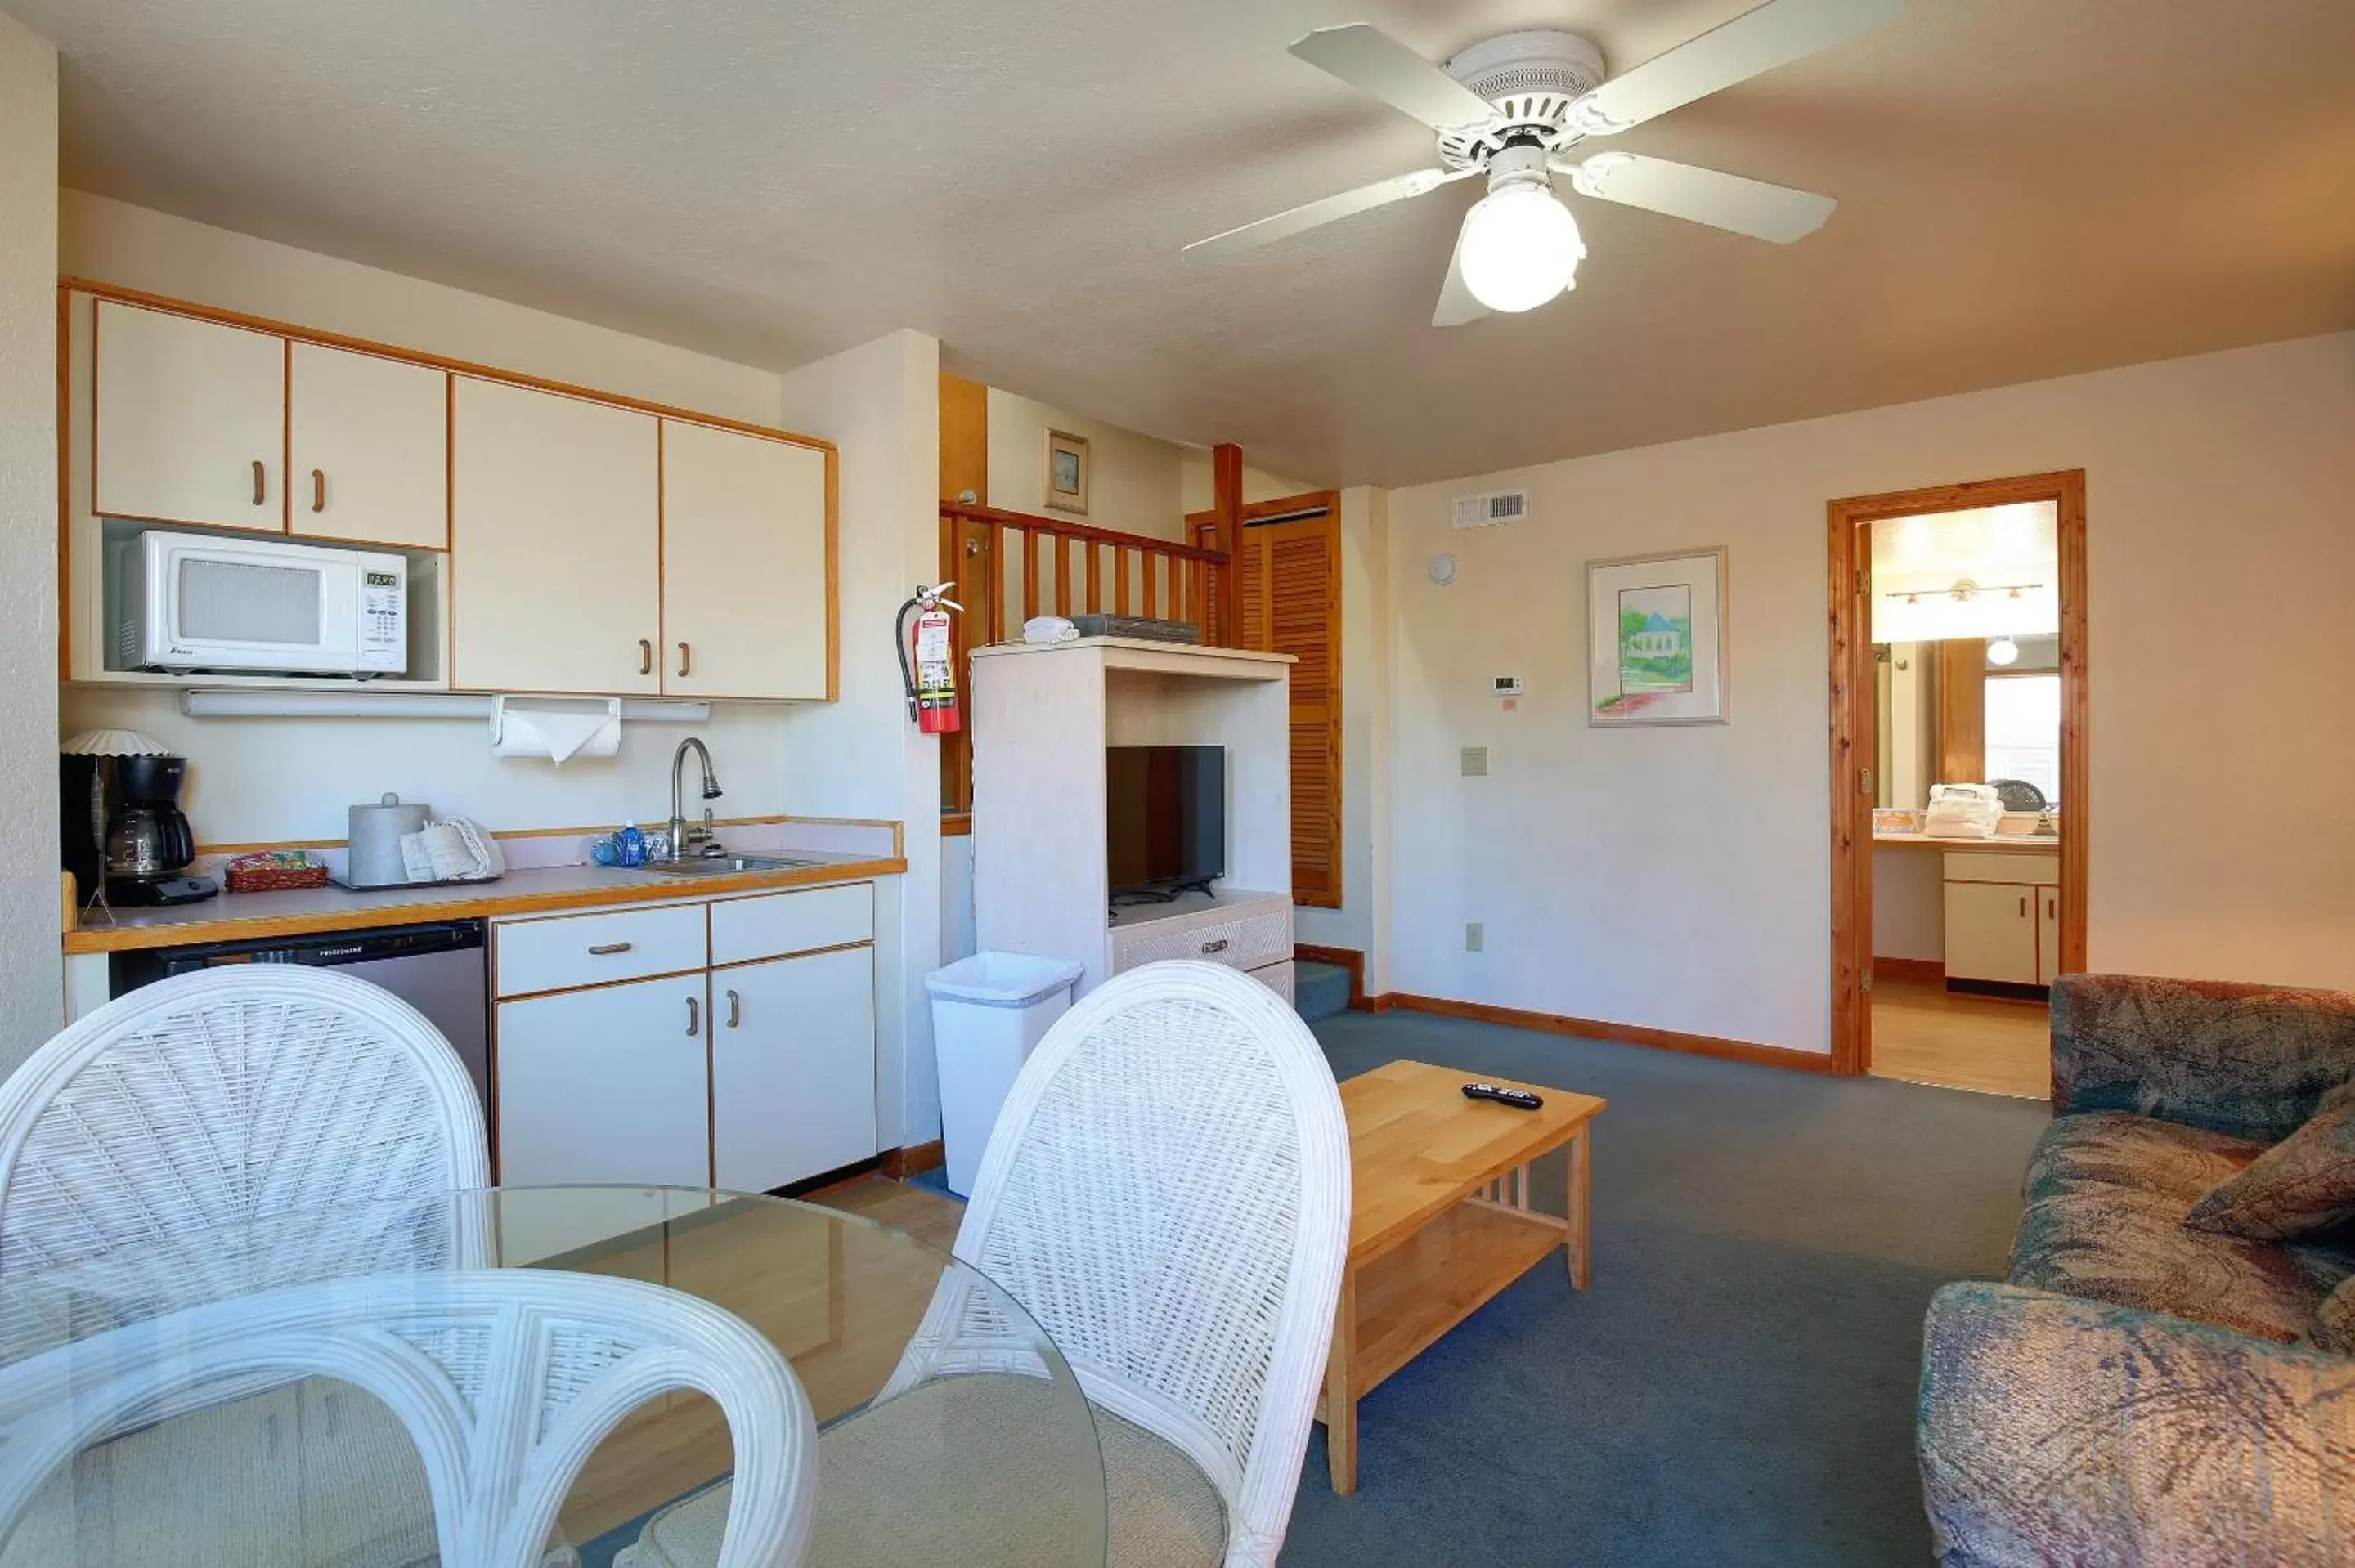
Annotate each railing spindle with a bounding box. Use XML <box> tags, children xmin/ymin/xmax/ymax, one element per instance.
<box><xmin>1085</xmin><ymin>541</ymin><xmax>1101</xmax><ymax>616</ymax></box>
<box><xmin>1022</xmin><ymin>528</ymin><xmax>1040</xmax><ymax>622</ymax></box>
<box><xmin>1142</xmin><ymin>549</ymin><xmax>1158</xmax><ymax>619</ymax></box>
<box><xmin>987</xmin><ymin>522</ymin><xmax>1007</xmax><ymax>645</ymax></box>
<box><xmin>1115</xmin><ymin>547</ymin><xmax>1130</xmax><ymax>616</ymax></box>
<box><xmin>1055</xmin><ymin>535</ymin><xmax>1072</xmax><ymax>617</ymax></box>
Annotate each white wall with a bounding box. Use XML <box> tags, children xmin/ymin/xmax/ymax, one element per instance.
<box><xmin>57</xmin><ymin>196</ymin><xmax>805</xmax><ymax>844</ymax></box>
<box><xmin>1872</xmin><ymin>847</ymin><xmax>1945</xmax><ymax>964</ymax></box>
<box><xmin>985</xmin><ymin>388</ymin><xmax>1185</xmax><ymax>541</ymax></box>
<box><xmin>778</xmin><ymin>331</ymin><xmax>944</xmax><ymax>1148</ymax></box>
<box><xmin>1383</xmin><ymin>331</ymin><xmax>2355</xmax><ymax>1053</ymax></box>
<box><xmin>0</xmin><ymin>14</ymin><xmax>61</xmax><ymax>1077</ymax></box>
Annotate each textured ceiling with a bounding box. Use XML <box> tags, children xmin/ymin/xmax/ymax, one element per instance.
<box><xmin>12</xmin><ymin>0</ymin><xmax>2355</xmax><ymax>488</ymax></box>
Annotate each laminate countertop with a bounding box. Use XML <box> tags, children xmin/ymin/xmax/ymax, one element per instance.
<box><xmin>61</xmin><ymin>852</ymin><xmax>906</xmax><ymax>956</ymax></box>
<box><xmin>1872</xmin><ymin>832</ymin><xmax>2061</xmax><ymax>853</ymax></box>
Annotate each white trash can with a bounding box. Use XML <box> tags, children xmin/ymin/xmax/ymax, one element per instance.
<box><xmin>927</xmin><ymin>952</ymin><xmax>1086</xmax><ymax>1198</ymax></box>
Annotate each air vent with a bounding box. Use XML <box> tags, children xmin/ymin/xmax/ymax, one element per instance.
<box><xmin>1452</xmin><ymin>489</ymin><xmax>1527</xmax><ymax>529</ymax></box>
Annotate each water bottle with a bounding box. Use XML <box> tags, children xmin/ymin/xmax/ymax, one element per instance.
<box><xmin>616</xmin><ymin>819</ymin><xmax>645</xmax><ymax>868</ymax></box>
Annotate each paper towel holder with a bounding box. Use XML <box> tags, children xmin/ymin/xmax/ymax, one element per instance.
<box><xmin>489</xmin><ymin>695</ymin><xmax>623</xmax><ymax>759</ymax></box>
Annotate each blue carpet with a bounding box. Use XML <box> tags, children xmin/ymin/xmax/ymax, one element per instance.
<box><xmin>1295</xmin><ymin>962</ymin><xmax>1354</xmax><ymax>1022</ymax></box>
<box><xmin>1277</xmin><ymin>1010</ymin><xmax>2046</xmax><ymax>1566</ymax></box>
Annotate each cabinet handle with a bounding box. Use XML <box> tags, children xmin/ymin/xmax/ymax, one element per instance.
<box><xmin>678</xmin><ymin>641</ymin><xmax>692</xmax><ymax>678</ymax></box>
<box><xmin>311</xmin><ymin>468</ymin><xmax>325</xmax><ymax>513</ymax></box>
<box><xmin>725</xmin><ymin>988</ymin><xmax>741</xmax><ymax>1028</ymax></box>
<box><xmin>2019</xmin><ymin>895</ymin><xmax>2028</xmax><ymax>918</ymax></box>
<box><xmin>251</xmin><ymin>460</ymin><xmax>266</xmax><ymax>505</ymax></box>
<box><xmin>638</xmin><ymin>638</ymin><xmax>653</xmax><ymax>675</ymax></box>
<box><xmin>685</xmin><ymin>996</ymin><xmax>700</xmax><ymax>1037</ymax></box>
<box><xmin>1200</xmin><ymin>938</ymin><xmax>1230</xmax><ymax>955</ymax></box>
<box><xmin>586</xmin><ymin>941</ymin><xmax>634</xmax><ymax>956</ymax></box>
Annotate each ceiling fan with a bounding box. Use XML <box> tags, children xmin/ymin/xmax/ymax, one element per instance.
<box><xmin>1186</xmin><ymin>0</ymin><xmax>1903</xmax><ymax>325</ymax></box>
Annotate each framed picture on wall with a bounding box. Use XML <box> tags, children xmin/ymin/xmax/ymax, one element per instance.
<box><xmin>1587</xmin><ymin>546</ymin><xmax>1729</xmax><ymax>726</ymax></box>
<box><xmin>1044</xmin><ymin>428</ymin><xmax>1090</xmax><ymax>515</ymax></box>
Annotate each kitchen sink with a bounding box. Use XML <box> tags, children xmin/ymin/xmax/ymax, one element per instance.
<box><xmin>631</xmin><ymin>854</ymin><xmax>824</xmax><ymax>876</ymax></box>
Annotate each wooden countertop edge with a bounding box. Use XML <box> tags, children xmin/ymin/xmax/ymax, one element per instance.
<box><xmin>62</xmin><ymin>858</ymin><xmax>908</xmax><ymax>954</ymax></box>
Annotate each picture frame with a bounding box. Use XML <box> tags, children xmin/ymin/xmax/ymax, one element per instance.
<box><xmin>1586</xmin><ymin>546</ymin><xmax>1729</xmax><ymax>726</ymax></box>
<box><xmin>1043</xmin><ymin>428</ymin><xmax>1090</xmax><ymax>516</ymax></box>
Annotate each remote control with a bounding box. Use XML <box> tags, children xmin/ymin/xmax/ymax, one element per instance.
<box><xmin>1461</xmin><ymin>1082</ymin><xmax>1543</xmax><ymax>1110</ymax></box>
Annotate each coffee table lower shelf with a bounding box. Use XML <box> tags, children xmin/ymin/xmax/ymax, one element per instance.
<box><xmin>1317</xmin><ymin>1199</ymin><xmax>1565</xmax><ymax>1418</ymax></box>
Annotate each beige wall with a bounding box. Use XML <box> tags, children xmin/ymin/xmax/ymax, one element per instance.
<box><xmin>1179</xmin><ymin>447</ymin><xmax>1314</xmax><ymax>513</ymax></box>
<box><xmin>1380</xmin><ymin>331</ymin><xmax>2355</xmax><ymax>1053</ymax></box>
<box><xmin>0</xmin><ymin>15</ymin><xmax>61</xmax><ymax>1077</ymax></box>
<box><xmin>985</xmin><ymin>388</ymin><xmax>1185</xmax><ymax>541</ymax></box>
<box><xmin>779</xmin><ymin>330</ymin><xmax>944</xmax><ymax>1148</ymax></box>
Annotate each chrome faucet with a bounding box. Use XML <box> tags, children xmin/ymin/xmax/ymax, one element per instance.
<box><xmin>667</xmin><ymin>737</ymin><xmax>724</xmax><ymax>862</ymax></box>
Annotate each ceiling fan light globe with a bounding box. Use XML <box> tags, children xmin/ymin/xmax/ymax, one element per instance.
<box><xmin>1458</xmin><ymin>183</ymin><xmax>1584</xmax><ymax>313</ymax></box>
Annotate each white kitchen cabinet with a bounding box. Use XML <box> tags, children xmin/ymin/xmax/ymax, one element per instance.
<box><xmin>660</xmin><ymin>419</ymin><xmax>830</xmax><ymax>699</ymax></box>
<box><xmin>94</xmin><ymin>300</ymin><xmax>285</xmax><ymax>531</ymax></box>
<box><xmin>494</xmin><ymin>972</ymin><xmax>711</xmax><ymax>1190</ymax></box>
<box><xmin>1943</xmin><ymin>880</ymin><xmax>2040</xmax><ymax>985</ymax></box>
<box><xmin>711</xmin><ymin>944</ymin><xmax>877</xmax><ymax>1193</ymax></box>
<box><xmin>2038</xmin><ymin>885</ymin><xmax>2062</xmax><ymax>985</ymax></box>
<box><xmin>289</xmin><ymin>343</ymin><xmax>447</xmax><ymax>549</ymax></box>
<box><xmin>450</xmin><ymin>377</ymin><xmax>662</xmax><ymax>694</ymax></box>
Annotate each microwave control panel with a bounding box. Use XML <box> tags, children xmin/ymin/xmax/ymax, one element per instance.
<box><xmin>358</xmin><ymin>559</ymin><xmax>408</xmax><ymax>672</ymax></box>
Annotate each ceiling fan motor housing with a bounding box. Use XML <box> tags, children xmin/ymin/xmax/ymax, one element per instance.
<box><xmin>1438</xmin><ymin>30</ymin><xmax>1608</xmax><ymax>168</ymax></box>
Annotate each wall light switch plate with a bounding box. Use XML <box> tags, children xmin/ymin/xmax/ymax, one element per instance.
<box><xmin>1460</xmin><ymin>746</ymin><xmax>1489</xmax><ymax>777</ymax></box>
<box><xmin>1465</xmin><ymin>922</ymin><xmax>1484</xmax><ymax>952</ymax></box>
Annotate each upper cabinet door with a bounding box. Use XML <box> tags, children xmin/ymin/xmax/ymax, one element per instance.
<box><xmin>451</xmin><ymin>378</ymin><xmax>661</xmax><ymax>694</ymax></box>
<box><xmin>289</xmin><ymin>343</ymin><xmax>448</xmax><ymax>549</ymax></box>
<box><xmin>660</xmin><ymin>420</ymin><xmax>829</xmax><ymax>699</ymax></box>
<box><xmin>94</xmin><ymin>301</ymin><xmax>285</xmax><ymax>531</ymax></box>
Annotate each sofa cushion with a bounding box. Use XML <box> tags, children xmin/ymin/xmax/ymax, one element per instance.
<box><xmin>2314</xmin><ymin>1276</ymin><xmax>2355</xmax><ymax>1355</ymax></box>
<box><xmin>2013</xmin><ymin>1113</ymin><xmax>2355</xmax><ymax>1342</ymax></box>
<box><xmin>2188</xmin><ymin>1082</ymin><xmax>2355</xmax><ymax>1241</ymax></box>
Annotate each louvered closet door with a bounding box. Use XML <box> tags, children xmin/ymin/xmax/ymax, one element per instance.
<box><xmin>1237</xmin><ymin>504</ymin><xmax>1343</xmax><ymax>908</ymax></box>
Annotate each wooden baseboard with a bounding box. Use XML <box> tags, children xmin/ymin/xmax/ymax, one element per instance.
<box><xmin>881</xmin><ymin>1139</ymin><xmax>945</xmax><ymax>1179</ymax></box>
<box><xmin>1361</xmin><ymin>992</ymin><xmax>1836</xmax><ymax>1074</ymax></box>
<box><xmin>1873</xmin><ymin>956</ymin><xmax>1945</xmax><ymax>983</ymax></box>
<box><xmin>1293</xmin><ymin>943</ymin><xmax>1368</xmax><ymax>1010</ymax></box>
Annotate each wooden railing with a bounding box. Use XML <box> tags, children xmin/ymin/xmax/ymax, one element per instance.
<box><xmin>939</xmin><ymin>502</ymin><xmax>1234</xmax><ymax>820</ymax></box>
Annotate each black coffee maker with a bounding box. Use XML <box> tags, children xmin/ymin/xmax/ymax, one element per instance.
<box><xmin>60</xmin><ymin>737</ymin><xmax>219</xmax><ymax>907</ymax></box>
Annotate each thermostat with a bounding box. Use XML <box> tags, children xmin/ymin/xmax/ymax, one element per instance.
<box><xmin>1492</xmin><ymin>675</ymin><xmax>1524</xmax><ymax>696</ymax></box>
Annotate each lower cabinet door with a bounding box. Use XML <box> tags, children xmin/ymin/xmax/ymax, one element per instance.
<box><xmin>1942</xmin><ymin>880</ymin><xmax>2040</xmax><ymax>985</ymax></box>
<box><xmin>712</xmin><ymin>945</ymin><xmax>877</xmax><ymax>1193</ymax></box>
<box><xmin>496</xmin><ymin>974</ymin><xmax>711</xmax><ymax>1189</ymax></box>
<box><xmin>2037</xmin><ymin>886</ymin><xmax>2061</xmax><ymax>984</ymax></box>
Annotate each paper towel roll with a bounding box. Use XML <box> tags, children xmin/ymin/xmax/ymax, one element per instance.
<box><xmin>491</xmin><ymin>697</ymin><xmax>622</xmax><ymax>764</ymax></box>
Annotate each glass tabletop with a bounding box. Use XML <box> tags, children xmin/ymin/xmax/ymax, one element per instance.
<box><xmin>0</xmin><ymin>1185</ymin><xmax>1107</xmax><ymax>1567</ymax></box>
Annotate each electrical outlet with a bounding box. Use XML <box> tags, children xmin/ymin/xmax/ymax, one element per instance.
<box><xmin>1465</xmin><ymin>921</ymin><xmax>1484</xmax><ymax>952</ymax></box>
<box><xmin>1460</xmin><ymin>746</ymin><xmax>1489</xmax><ymax>777</ymax></box>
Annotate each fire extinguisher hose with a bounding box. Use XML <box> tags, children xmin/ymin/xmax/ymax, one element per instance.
<box><xmin>894</xmin><ymin>594</ymin><xmax>922</xmax><ymax>719</ymax></box>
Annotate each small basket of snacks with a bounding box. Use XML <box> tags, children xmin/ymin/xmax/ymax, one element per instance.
<box><xmin>223</xmin><ymin>849</ymin><xmax>330</xmax><ymax>894</ymax></box>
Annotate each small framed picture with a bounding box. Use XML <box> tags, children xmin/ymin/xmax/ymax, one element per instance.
<box><xmin>1044</xmin><ymin>428</ymin><xmax>1091</xmax><ymax>516</ymax></box>
<box><xmin>1587</xmin><ymin>546</ymin><xmax>1729</xmax><ymax>726</ymax></box>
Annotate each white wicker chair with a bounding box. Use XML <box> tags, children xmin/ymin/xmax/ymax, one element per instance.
<box><xmin>0</xmin><ymin>965</ymin><xmax>489</xmax><ymax>1278</ymax></box>
<box><xmin>0</xmin><ymin>1270</ymin><xmax>819</xmax><ymax>1568</ymax></box>
<box><xmin>886</xmin><ymin>961</ymin><xmax>1352</xmax><ymax>1568</ymax></box>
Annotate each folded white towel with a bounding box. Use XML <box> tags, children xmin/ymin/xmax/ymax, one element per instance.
<box><xmin>1023</xmin><ymin>616</ymin><xmax>1080</xmax><ymax>644</ymax></box>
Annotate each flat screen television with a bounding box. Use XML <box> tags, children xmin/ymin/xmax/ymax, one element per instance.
<box><xmin>1106</xmin><ymin>745</ymin><xmax>1225</xmax><ymax>901</ymax></box>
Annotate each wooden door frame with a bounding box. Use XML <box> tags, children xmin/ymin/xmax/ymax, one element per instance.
<box><xmin>1827</xmin><ymin>469</ymin><xmax>2087</xmax><ymax>1076</ymax></box>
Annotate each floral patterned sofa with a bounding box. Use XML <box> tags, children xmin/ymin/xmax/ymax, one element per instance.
<box><xmin>1918</xmin><ymin>974</ymin><xmax>2355</xmax><ymax>1566</ymax></box>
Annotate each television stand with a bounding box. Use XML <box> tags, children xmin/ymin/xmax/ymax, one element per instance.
<box><xmin>1107</xmin><ymin>886</ymin><xmax>1294</xmax><ymax>1004</ymax></box>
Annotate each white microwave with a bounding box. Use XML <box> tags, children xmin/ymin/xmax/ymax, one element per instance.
<box><xmin>118</xmin><ymin>530</ymin><xmax>408</xmax><ymax>676</ymax></box>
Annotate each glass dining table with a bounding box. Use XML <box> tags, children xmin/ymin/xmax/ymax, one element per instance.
<box><xmin>0</xmin><ymin>1186</ymin><xmax>1107</xmax><ymax>1566</ymax></box>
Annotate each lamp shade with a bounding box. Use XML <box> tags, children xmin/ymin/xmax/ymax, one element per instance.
<box><xmin>1459</xmin><ymin>183</ymin><xmax>1584</xmax><ymax>313</ymax></box>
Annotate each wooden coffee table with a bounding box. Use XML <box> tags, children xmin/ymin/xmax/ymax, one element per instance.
<box><xmin>1315</xmin><ymin>1059</ymin><xmax>1604</xmax><ymax>1494</ymax></box>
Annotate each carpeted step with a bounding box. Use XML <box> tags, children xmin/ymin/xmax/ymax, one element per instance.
<box><xmin>1295</xmin><ymin>961</ymin><xmax>1352</xmax><ymax>1021</ymax></box>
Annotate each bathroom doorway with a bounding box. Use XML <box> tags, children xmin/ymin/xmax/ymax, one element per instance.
<box><xmin>1825</xmin><ymin>473</ymin><xmax>2087</xmax><ymax>1091</ymax></box>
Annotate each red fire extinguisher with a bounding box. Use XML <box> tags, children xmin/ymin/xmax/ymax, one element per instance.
<box><xmin>895</xmin><ymin>582</ymin><xmax>964</xmax><ymax>734</ymax></box>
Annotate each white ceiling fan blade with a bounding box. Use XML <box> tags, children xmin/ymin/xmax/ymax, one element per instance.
<box><xmin>1289</xmin><ymin>24</ymin><xmax>1499</xmax><ymax>131</ymax></box>
<box><xmin>1567</xmin><ymin>153</ymin><xmax>1836</xmax><ymax>243</ymax></box>
<box><xmin>1432</xmin><ymin>214</ymin><xmax>1490</xmax><ymax>328</ymax></box>
<box><xmin>1571</xmin><ymin>0</ymin><xmax>1904</xmax><ymax>135</ymax></box>
<box><xmin>1185</xmin><ymin>168</ymin><xmax>1471</xmax><ymax>258</ymax></box>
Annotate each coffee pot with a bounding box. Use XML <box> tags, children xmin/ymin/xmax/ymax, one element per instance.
<box><xmin>60</xmin><ymin>731</ymin><xmax>218</xmax><ymax>907</ymax></box>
